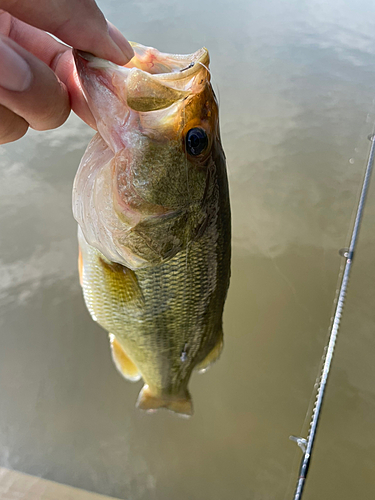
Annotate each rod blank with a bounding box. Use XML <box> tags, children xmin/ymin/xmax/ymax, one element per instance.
<box><xmin>292</xmin><ymin>135</ymin><xmax>375</xmax><ymax>500</ymax></box>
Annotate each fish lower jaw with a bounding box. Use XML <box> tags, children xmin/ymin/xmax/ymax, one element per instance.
<box><xmin>136</xmin><ymin>384</ymin><xmax>193</xmax><ymax>417</ymax></box>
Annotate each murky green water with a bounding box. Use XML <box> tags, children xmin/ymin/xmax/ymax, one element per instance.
<box><xmin>1</xmin><ymin>0</ymin><xmax>375</xmax><ymax>498</ymax></box>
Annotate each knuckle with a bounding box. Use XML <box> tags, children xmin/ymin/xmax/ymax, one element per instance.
<box><xmin>32</xmin><ymin>105</ymin><xmax>70</xmax><ymax>131</ymax></box>
<box><xmin>0</xmin><ymin>106</ymin><xmax>28</xmax><ymax>144</ymax></box>
<box><xmin>30</xmin><ymin>89</ymin><xmax>71</xmax><ymax>131</ymax></box>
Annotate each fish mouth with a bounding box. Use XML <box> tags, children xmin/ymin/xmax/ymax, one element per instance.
<box><xmin>74</xmin><ymin>42</ymin><xmax>209</xmax><ymax>81</ymax></box>
<box><xmin>127</xmin><ymin>42</ymin><xmax>210</xmax><ymax>81</ymax></box>
<box><xmin>73</xmin><ymin>42</ymin><xmax>211</xmax><ymax>151</ymax></box>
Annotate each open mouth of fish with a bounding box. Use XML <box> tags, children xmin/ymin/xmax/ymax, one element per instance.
<box><xmin>75</xmin><ymin>41</ymin><xmax>210</xmax><ymax>84</ymax></box>
<box><xmin>73</xmin><ymin>42</ymin><xmax>210</xmax><ymax>147</ymax></box>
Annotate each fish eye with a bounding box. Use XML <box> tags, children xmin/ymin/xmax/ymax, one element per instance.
<box><xmin>185</xmin><ymin>128</ymin><xmax>208</xmax><ymax>156</ymax></box>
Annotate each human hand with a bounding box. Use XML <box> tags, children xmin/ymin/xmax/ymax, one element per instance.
<box><xmin>0</xmin><ymin>0</ymin><xmax>134</xmax><ymax>144</ymax></box>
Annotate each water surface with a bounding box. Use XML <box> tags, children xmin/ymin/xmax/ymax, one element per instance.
<box><xmin>1</xmin><ymin>0</ymin><xmax>375</xmax><ymax>498</ymax></box>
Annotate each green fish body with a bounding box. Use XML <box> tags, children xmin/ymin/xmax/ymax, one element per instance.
<box><xmin>73</xmin><ymin>43</ymin><xmax>231</xmax><ymax>415</ymax></box>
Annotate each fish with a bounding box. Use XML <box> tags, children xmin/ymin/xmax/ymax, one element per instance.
<box><xmin>73</xmin><ymin>42</ymin><xmax>231</xmax><ymax>416</ymax></box>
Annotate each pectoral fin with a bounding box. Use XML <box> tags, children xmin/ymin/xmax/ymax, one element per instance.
<box><xmin>109</xmin><ymin>334</ymin><xmax>141</xmax><ymax>382</ymax></box>
<box><xmin>136</xmin><ymin>385</ymin><xmax>193</xmax><ymax>417</ymax></box>
<box><xmin>196</xmin><ymin>334</ymin><xmax>223</xmax><ymax>374</ymax></box>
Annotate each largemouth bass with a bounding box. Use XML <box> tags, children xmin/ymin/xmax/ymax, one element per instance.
<box><xmin>73</xmin><ymin>43</ymin><xmax>231</xmax><ymax>416</ymax></box>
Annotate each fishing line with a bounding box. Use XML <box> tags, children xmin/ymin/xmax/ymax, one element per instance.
<box><xmin>181</xmin><ymin>61</ymin><xmax>212</xmax><ymax>362</ymax></box>
<box><xmin>289</xmin><ymin>131</ymin><xmax>375</xmax><ymax>500</ymax></box>
<box><xmin>199</xmin><ymin>61</ymin><xmax>220</xmax><ymax>106</ymax></box>
<box><xmin>197</xmin><ymin>61</ymin><xmax>211</xmax><ymax>78</ymax></box>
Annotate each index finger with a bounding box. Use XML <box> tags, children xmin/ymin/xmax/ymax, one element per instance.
<box><xmin>0</xmin><ymin>0</ymin><xmax>133</xmax><ymax>65</ymax></box>
<box><xmin>0</xmin><ymin>11</ymin><xmax>96</xmax><ymax>127</ymax></box>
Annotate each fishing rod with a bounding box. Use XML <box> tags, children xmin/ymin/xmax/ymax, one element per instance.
<box><xmin>289</xmin><ymin>133</ymin><xmax>375</xmax><ymax>500</ymax></box>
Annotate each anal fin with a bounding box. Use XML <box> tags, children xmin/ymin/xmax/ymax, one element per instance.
<box><xmin>196</xmin><ymin>334</ymin><xmax>223</xmax><ymax>374</ymax></box>
<box><xmin>109</xmin><ymin>334</ymin><xmax>141</xmax><ymax>382</ymax></box>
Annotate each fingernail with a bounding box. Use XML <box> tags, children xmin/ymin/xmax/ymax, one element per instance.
<box><xmin>0</xmin><ymin>38</ymin><xmax>32</xmax><ymax>92</ymax></box>
<box><xmin>107</xmin><ymin>22</ymin><xmax>134</xmax><ymax>63</ymax></box>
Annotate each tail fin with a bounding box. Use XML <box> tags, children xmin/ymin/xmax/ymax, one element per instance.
<box><xmin>136</xmin><ymin>385</ymin><xmax>193</xmax><ymax>417</ymax></box>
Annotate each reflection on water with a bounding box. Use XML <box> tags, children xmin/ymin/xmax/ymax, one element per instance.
<box><xmin>1</xmin><ymin>0</ymin><xmax>375</xmax><ymax>498</ymax></box>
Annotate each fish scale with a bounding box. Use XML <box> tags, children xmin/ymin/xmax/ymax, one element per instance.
<box><xmin>79</xmin><ymin>212</ymin><xmax>229</xmax><ymax>389</ymax></box>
